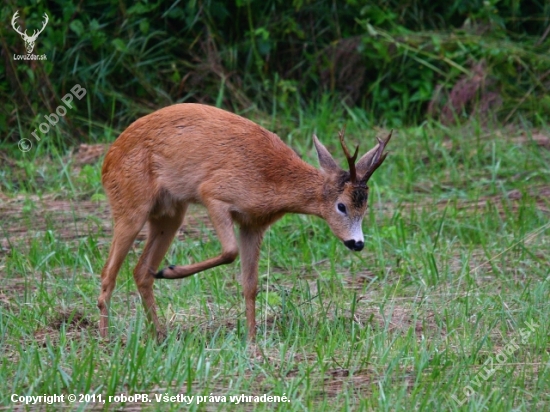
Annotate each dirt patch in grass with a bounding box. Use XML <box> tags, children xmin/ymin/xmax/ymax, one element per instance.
<box><xmin>511</xmin><ymin>131</ymin><xmax>550</xmax><ymax>149</ymax></box>
<box><xmin>402</xmin><ymin>183</ymin><xmax>550</xmax><ymax>217</ymax></box>
<box><xmin>0</xmin><ymin>193</ymin><xmax>214</xmax><ymax>255</ymax></box>
<box><xmin>33</xmin><ymin>309</ymin><xmax>95</xmax><ymax>345</ymax></box>
<box><xmin>50</xmin><ymin>308</ymin><xmax>94</xmax><ymax>330</ymax></box>
<box><xmin>0</xmin><ymin>276</ymin><xmax>38</xmax><ymax>309</ymax></box>
<box><xmin>453</xmin><ymin>185</ymin><xmax>550</xmax><ymax>215</ymax></box>
<box><xmin>73</xmin><ymin>143</ymin><xmax>108</xmax><ymax>168</ymax></box>
<box><xmin>1</xmin><ymin>181</ymin><xmax>547</xmax><ymax>265</ymax></box>
<box><xmin>352</xmin><ymin>304</ymin><xmax>447</xmax><ymax>340</ymax></box>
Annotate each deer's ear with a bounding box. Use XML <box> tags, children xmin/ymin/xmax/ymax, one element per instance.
<box><xmin>313</xmin><ymin>134</ymin><xmax>340</xmax><ymax>174</ymax></box>
<box><xmin>355</xmin><ymin>145</ymin><xmax>380</xmax><ymax>177</ymax></box>
<box><xmin>356</xmin><ymin>131</ymin><xmax>393</xmax><ymax>184</ymax></box>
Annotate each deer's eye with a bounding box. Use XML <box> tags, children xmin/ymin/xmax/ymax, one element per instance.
<box><xmin>337</xmin><ymin>203</ymin><xmax>347</xmax><ymax>214</ymax></box>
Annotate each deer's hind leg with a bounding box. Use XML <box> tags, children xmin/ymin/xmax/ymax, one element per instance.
<box><xmin>155</xmin><ymin>199</ymin><xmax>238</xmax><ymax>279</ymax></box>
<box><xmin>98</xmin><ymin>214</ymin><xmax>147</xmax><ymax>338</ymax></box>
<box><xmin>132</xmin><ymin>203</ymin><xmax>187</xmax><ymax>338</ymax></box>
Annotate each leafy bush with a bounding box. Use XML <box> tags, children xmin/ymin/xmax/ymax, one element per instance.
<box><xmin>1</xmin><ymin>0</ymin><xmax>549</xmax><ymax>147</ymax></box>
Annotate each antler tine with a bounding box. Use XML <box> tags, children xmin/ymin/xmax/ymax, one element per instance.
<box><xmin>338</xmin><ymin>126</ymin><xmax>359</xmax><ymax>183</ymax></box>
<box><xmin>11</xmin><ymin>11</ymin><xmax>26</xmax><ymax>36</ymax></box>
<box><xmin>41</xmin><ymin>13</ymin><xmax>49</xmax><ymax>30</ymax></box>
<box><xmin>29</xmin><ymin>13</ymin><xmax>49</xmax><ymax>40</ymax></box>
<box><xmin>361</xmin><ymin>129</ymin><xmax>393</xmax><ymax>184</ymax></box>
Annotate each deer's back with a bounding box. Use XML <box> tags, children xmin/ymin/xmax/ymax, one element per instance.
<box><xmin>102</xmin><ymin>104</ymin><xmax>309</xmax><ymax>217</ymax></box>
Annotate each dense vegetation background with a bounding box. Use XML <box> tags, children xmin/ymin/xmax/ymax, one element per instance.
<box><xmin>1</xmin><ymin>0</ymin><xmax>549</xmax><ymax>150</ymax></box>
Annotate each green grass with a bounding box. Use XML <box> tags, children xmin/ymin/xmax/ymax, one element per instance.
<box><xmin>1</xmin><ymin>103</ymin><xmax>549</xmax><ymax>411</ymax></box>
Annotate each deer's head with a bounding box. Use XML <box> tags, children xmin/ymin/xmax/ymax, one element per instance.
<box><xmin>11</xmin><ymin>11</ymin><xmax>49</xmax><ymax>54</ymax></box>
<box><xmin>314</xmin><ymin>128</ymin><xmax>392</xmax><ymax>251</ymax></box>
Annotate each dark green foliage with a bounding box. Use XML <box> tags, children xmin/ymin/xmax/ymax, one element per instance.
<box><xmin>1</xmin><ymin>0</ymin><xmax>549</xmax><ymax>147</ymax></box>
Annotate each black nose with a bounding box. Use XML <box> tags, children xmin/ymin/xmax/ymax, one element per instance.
<box><xmin>344</xmin><ymin>240</ymin><xmax>364</xmax><ymax>251</ymax></box>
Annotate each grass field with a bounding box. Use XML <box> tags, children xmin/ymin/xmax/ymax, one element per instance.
<box><xmin>1</xmin><ymin>104</ymin><xmax>549</xmax><ymax>411</ymax></box>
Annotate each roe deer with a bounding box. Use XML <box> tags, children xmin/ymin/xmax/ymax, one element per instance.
<box><xmin>98</xmin><ymin>103</ymin><xmax>391</xmax><ymax>340</ymax></box>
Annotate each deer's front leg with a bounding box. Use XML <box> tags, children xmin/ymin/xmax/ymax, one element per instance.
<box><xmin>155</xmin><ymin>200</ymin><xmax>238</xmax><ymax>279</ymax></box>
<box><xmin>239</xmin><ymin>226</ymin><xmax>265</xmax><ymax>341</ymax></box>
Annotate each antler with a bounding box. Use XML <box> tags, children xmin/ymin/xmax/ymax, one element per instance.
<box><xmin>338</xmin><ymin>126</ymin><xmax>359</xmax><ymax>184</ymax></box>
<box><xmin>11</xmin><ymin>11</ymin><xmax>26</xmax><ymax>37</ymax></box>
<box><xmin>28</xmin><ymin>13</ymin><xmax>49</xmax><ymax>41</ymax></box>
<box><xmin>360</xmin><ymin>130</ymin><xmax>393</xmax><ymax>185</ymax></box>
<box><xmin>11</xmin><ymin>11</ymin><xmax>48</xmax><ymax>40</ymax></box>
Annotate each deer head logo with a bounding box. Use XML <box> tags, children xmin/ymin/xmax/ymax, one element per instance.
<box><xmin>11</xmin><ymin>11</ymin><xmax>49</xmax><ymax>54</ymax></box>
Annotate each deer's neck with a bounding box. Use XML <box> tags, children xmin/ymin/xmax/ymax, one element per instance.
<box><xmin>274</xmin><ymin>161</ymin><xmax>325</xmax><ymax>218</ymax></box>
